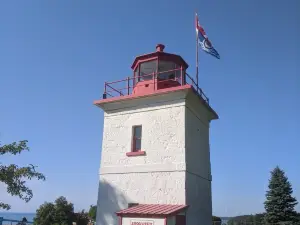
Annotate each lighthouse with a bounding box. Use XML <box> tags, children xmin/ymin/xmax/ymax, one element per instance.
<box><xmin>94</xmin><ymin>44</ymin><xmax>218</xmax><ymax>225</ymax></box>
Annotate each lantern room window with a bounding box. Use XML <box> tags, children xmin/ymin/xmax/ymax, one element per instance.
<box><xmin>134</xmin><ymin>60</ymin><xmax>157</xmax><ymax>86</ymax></box>
<box><xmin>134</xmin><ymin>66</ymin><xmax>139</xmax><ymax>84</ymax></box>
<box><xmin>158</xmin><ymin>61</ymin><xmax>181</xmax><ymax>82</ymax></box>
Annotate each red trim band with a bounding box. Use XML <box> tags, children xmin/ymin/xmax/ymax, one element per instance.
<box><xmin>126</xmin><ymin>151</ymin><xmax>146</xmax><ymax>157</ymax></box>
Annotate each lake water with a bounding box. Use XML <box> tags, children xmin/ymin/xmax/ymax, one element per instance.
<box><xmin>0</xmin><ymin>213</ymin><xmax>35</xmax><ymax>224</ymax></box>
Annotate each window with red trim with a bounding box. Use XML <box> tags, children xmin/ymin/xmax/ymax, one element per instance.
<box><xmin>128</xmin><ymin>203</ymin><xmax>139</xmax><ymax>208</ymax></box>
<box><xmin>132</xmin><ymin>125</ymin><xmax>142</xmax><ymax>152</ymax></box>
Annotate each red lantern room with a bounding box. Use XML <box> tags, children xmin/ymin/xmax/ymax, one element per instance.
<box><xmin>131</xmin><ymin>44</ymin><xmax>188</xmax><ymax>95</ymax></box>
<box><xmin>98</xmin><ymin>44</ymin><xmax>216</xmax><ymax>118</ymax></box>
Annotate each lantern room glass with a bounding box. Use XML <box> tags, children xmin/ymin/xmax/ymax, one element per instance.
<box><xmin>157</xmin><ymin>61</ymin><xmax>181</xmax><ymax>83</ymax></box>
<box><xmin>139</xmin><ymin>60</ymin><xmax>157</xmax><ymax>81</ymax></box>
<box><xmin>133</xmin><ymin>57</ymin><xmax>185</xmax><ymax>87</ymax></box>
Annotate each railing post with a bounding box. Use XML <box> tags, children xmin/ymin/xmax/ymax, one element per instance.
<box><xmin>103</xmin><ymin>82</ymin><xmax>107</xmax><ymax>99</ymax></box>
<box><xmin>127</xmin><ymin>76</ymin><xmax>130</xmax><ymax>95</ymax></box>
<box><xmin>0</xmin><ymin>217</ymin><xmax>3</xmax><ymax>225</ymax></box>
<box><xmin>180</xmin><ymin>66</ymin><xmax>184</xmax><ymax>85</ymax></box>
<box><xmin>153</xmin><ymin>72</ymin><xmax>155</xmax><ymax>91</ymax></box>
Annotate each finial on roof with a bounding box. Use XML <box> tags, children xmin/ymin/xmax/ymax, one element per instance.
<box><xmin>156</xmin><ymin>44</ymin><xmax>165</xmax><ymax>52</ymax></box>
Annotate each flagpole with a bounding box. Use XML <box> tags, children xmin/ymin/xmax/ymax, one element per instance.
<box><xmin>195</xmin><ymin>13</ymin><xmax>199</xmax><ymax>87</ymax></box>
<box><xmin>196</xmin><ymin>28</ymin><xmax>199</xmax><ymax>87</ymax></box>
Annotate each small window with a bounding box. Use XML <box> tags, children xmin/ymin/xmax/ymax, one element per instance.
<box><xmin>132</xmin><ymin>125</ymin><xmax>142</xmax><ymax>152</ymax></box>
<box><xmin>128</xmin><ymin>203</ymin><xmax>139</xmax><ymax>208</ymax></box>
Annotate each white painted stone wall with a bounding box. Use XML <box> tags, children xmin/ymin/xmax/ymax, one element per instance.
<box><xmin>102</xmin><ymin>172</ymin><xmax>185</xmax><ymax>204</ymax></box>
<box><xmin>185</xmin><ymin>99</ymin><xmax>213</xmax><ymax>225</ymax></box>
<box><xmin>96</xmin><ymin>89</ymin><xmax>215</xmax><ymax>225</ymax></box>
<box><xmin>97</xmin><ymin>99</ymin><xmax>187</xmax><ymax>225</ymax></box>
<box><xmin>185</xmin><ymin>106</ymin><xmax>211</xmax><ymax>180</ymax></box>
<box><xmin>96</xmin><ymin>172</ymin><xmax>186</xmax><ymax>224</ymax></box>
<box><xmin>186</xmin><ymin>172</ymin><xmax>212</xmax><ymax>225</ymax></box>
<box><xmin>100</xmin><ymin>99</ymin><xmax>186</xmax><ymax>170</ymax></box>
<box><xmin>122</xmin><ymin>217</ymin><xmax>164</xmax><ymax>225</ymax></box>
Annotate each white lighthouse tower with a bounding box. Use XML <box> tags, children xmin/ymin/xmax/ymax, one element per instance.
<box><xmin>94</xmin><ymin>44</ymin><xmax>218</xmax><ymax>225</ymax></box>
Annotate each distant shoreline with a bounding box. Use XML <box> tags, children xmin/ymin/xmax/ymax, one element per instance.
<box><xmin>0</xmin><ymin>212</ymin><xmax>36</xmax><ymax>223</ymax></box>
<box><xmin>0</xmin><ymin>212</ymin><xmax>35</xmax><ymax>214</ymax></box>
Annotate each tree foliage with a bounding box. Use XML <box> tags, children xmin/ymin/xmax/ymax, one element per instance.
<box><xmin>227</xmin><ymin>214</ymin><xmax>265</xmax><ymax>225</ymax></box>
<box><xmin>34</xmin><ymin>196</ymin><xmax>93</xmax><ymax>225</ymax></box>
<box><xmin>54</xmin><ymin>196</ymin><xmax>75</xmax><ymax>225</ymax></box>
<box><xmin>264</xmin><ymin>166</ymin><xmax>298</xmax><ymax>224</ymax></box>
<box><xmin>213</xmin><ymin>215</ymin><xmax>222</xmax><ymax>221</ymax></box>
<box><xmin>33</xmin><ymin>202</ymin><xmax>56</xmax><ymax>225</ymax></box>
<box><xmin>34</xmin><ymin>196</ymin><xmax>74</xmax><ymax>225</ymax></box>
<box><xmin>0</xmin><ymin>140</ymin><xmax>45</xmax><ymax>210</ymax></box>
<box><xmin>212</xmin><ymin>215</ymin><xmax>222</xmax><ymax>225</ymax></box>
<box><xmin>74</xmin><ymin>210</ymin><xmax>90</xmax><ymax>225</ymax></box>
<box><xmin>88</xmin><ymin>205</ymin><xmax>97</xmax><ymax>222</ymax></box>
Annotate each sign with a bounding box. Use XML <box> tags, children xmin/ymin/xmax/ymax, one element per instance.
<box><xmin>130</xmin><ymin>219</ymin><xmax>154</xmax><ymax>225</ymax></box>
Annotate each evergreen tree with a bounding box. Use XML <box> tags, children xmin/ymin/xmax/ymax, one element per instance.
<box><xmin>264</xmin><ymin>166</ymin><xmax>298</xmax><ymax>224</ymax></box>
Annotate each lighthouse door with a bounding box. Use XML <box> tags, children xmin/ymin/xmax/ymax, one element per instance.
<box><xmin>175</xmin><ymin>215</ymin><xmax>186</xmax><ymax>225</ymax></box>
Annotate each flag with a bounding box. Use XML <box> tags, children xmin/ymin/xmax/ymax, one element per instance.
<box><xmin>195</xmin><ymin>13</ymin><xmax>220</xmax><ymax>59</ymax></box>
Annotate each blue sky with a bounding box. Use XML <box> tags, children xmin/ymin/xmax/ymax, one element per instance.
<box><xmin>0</xmin><ymin>0</ymin><xmax>299</xmax><ymax>217</ymax></box>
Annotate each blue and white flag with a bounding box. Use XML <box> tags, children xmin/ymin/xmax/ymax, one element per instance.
<box><xmin>195</xmin><ymin>14</ymin><xmax>220</xmax><ymax>59</ymax></box>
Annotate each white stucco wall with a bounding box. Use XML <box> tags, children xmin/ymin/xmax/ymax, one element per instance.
<box><xmin>96</xmin><ymin>90</ymin><xmax>215</xmax><ymax>225</ymax></box>
<box><xmin>122</xmin><ymin>217</ymin><xmax>164</xmax><ymax>225</ymax></box>
<box><xmin>185</xmin><ymin>101</ymin><xmax>211</xmax><ymax>180</ymax></box>
<box><xmin>185</xmin><ymin>100</ymin><xmax>212</xmax><ymax>225</ymax></box>
<box><xmin>100</xmin><ymin>99</ymin><xmax>186</xmax><ymax>171</ymax></box>
<box><xmin>97</xmin><ymin>98</ymin><xmax>187</xmax><ymax>225</ymax></box>
<box><xmin>186</xmin><ymin>173</ymin><xmax>212</xmax><ymax>225</ymax></box>
<box><xmin>97</xmin><ymin>172</ymin><xmax>185</xmax><ymax>225</ymax></box>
